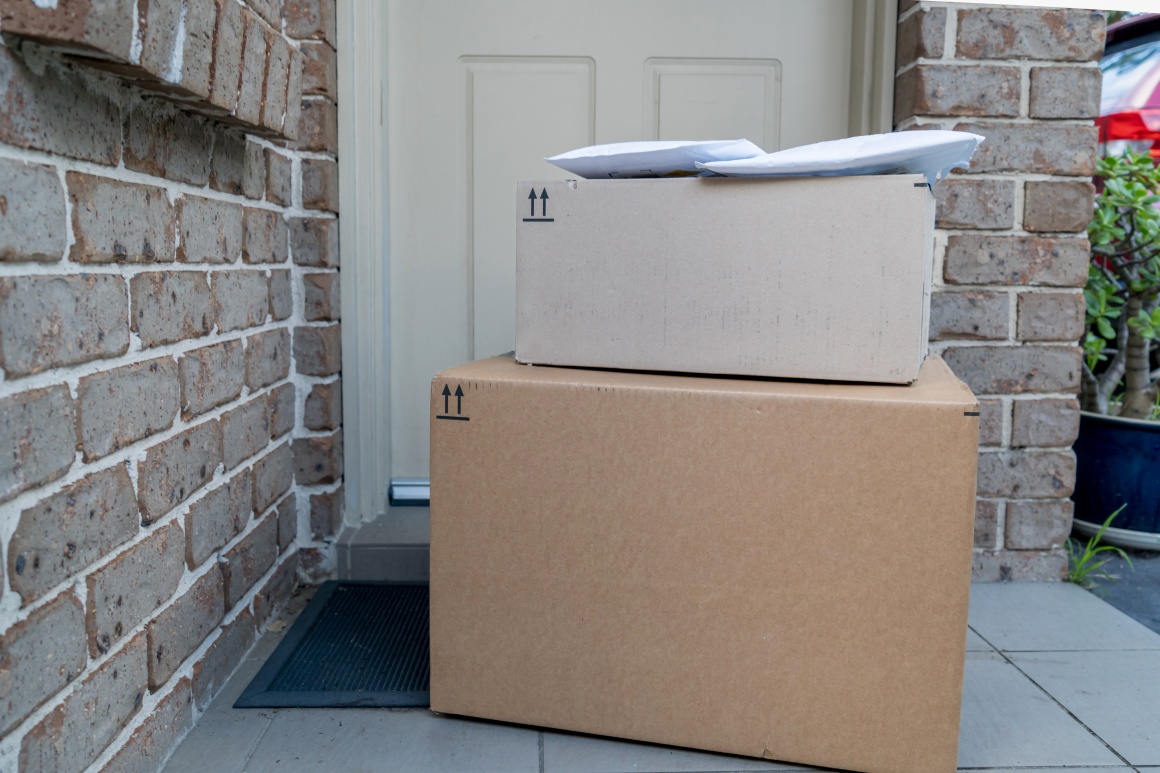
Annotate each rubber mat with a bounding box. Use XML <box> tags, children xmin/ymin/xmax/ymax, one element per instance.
<box><xmin>235</xmin><ymin>581</ymin><xmax>429</xmax><ymax>708</ymax></box>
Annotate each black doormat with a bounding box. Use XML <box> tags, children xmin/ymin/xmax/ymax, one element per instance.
<box><xmin>235</xmin><ymin>581</ymin><xmax>429</xmax><ymax>708</ymax></box>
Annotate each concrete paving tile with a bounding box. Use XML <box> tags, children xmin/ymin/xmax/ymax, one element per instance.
<box><xmin>1011</xmin><ymin>650</ymin><xmax>1160</xmax><ymax>766</ymax></box>
<box><xmin>957</xmin><ymin>651</ymin><xmax>1123</xmax><ymax>768</ymax></box>
<box><xmin>241</xmin><ymin>709</ymin><xmax>540</xmax><ymax>772</ymax></box>
<box><xmin>969</xmin><ymin>583</ymin><xmax>1160</xmax><ymax>651</ymax></box>
<box><xmin>966</xmin><ymin>627</ymin><xmax>994</xmax><ymax>651</ymax></box>
<box><xmin>542</xmin><ymin>730</ymin><xmax>811</xmax><ymax>772</ymax></box>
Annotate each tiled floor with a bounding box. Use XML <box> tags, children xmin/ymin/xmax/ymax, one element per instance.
<box><xmin>164</xmin><ymin>583</ymin><xmax>1160</xmax><ymax>773</ymax></box>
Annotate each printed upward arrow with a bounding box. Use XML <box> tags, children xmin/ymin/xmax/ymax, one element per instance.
<box><xmin>528</xmin><ymin>188</ymin><xmax>537</xmax><ymax>217</ymax></box>
<box><xmin>455</xmin><ymin>385</ymin><xmax>464</xmax><ymax>414</ymax></box>
<box><xmin>539</xmin><ymin>188</ymin><xmax>549</xmax><ymax>217</ymax></box>
<box><xmin>442</xmin><ymin>384</ymin><xmax>451</xmax><ymax>414</ymax></box>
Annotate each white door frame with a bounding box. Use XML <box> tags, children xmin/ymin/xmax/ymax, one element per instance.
<box><xmin>335</xmin><ymin>0</ymin><xmax>898</xmax><ymax>526</ymax></box>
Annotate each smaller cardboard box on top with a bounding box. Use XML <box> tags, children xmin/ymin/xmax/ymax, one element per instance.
<box><xmin>430</xmin><ymin>355</ymin><xmax>980</xmax><ymax>773</ymax></box>
<box><xmin>515</xmin><ymin>174</ymin><xmax>935</xmax><ymax>384</ymax></box>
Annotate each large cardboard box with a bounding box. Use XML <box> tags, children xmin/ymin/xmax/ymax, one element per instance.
<box><xmin>430</xmin><ymin>356</ymin><xmax>979</xmax><ymax>773</ymax></box>
<box><xmin>516</xmin><ymin>174</ymin><xmax>935</xmax><ymax>384</ymax></box>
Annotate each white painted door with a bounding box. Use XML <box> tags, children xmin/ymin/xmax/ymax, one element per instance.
<box><xmin>386</xmin><ymin>0</ymin><xmax>892</xmax><ymax>481</ymax></box>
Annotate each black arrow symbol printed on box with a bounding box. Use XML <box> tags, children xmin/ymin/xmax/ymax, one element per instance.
<box><xmin>437</xmin><ymin>384</ymin><xmax>470</xmax><ymax>421</ymax></box>
<box><xmin>522</xmin><ymin>187</ymin><xmax>554</xmax><ymax>223</ymax></box>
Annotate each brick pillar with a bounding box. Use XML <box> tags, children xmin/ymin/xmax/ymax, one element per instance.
<box><xmin>894</xmin><ymin>3</ymin><xmax>1104</xmax><ymax>580</ymax></box>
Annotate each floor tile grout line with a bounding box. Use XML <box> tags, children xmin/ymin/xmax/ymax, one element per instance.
<box><xmin>238</xmin><ymin>709</ymin><xmax>279</xmax><ymax>770</ymax></box>
<box><xmin>539</xmin><ymin>731</ymin><xmax>545</xmax><ymax>773</ymax></box>
<box><xmin>971</xmin><ymin>628</ymin><xmax>1137</xmax><ymax>769</ymax></box>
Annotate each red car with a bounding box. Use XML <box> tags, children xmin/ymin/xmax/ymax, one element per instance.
<box><xmin>1099</xmin><ymin>13</ymin><xmax>1160</xmax><ymax>158</ymax></box>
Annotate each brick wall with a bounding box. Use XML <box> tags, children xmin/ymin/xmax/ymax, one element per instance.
<box><xmin>895</xmin><ymin>3</ymin><xmax>1103</xmax><ymax>580</ymax></box>
<box><xmin>0</xmin><ymin>0</ymin><xmax>341</xmax><ymax>769</ymax></box>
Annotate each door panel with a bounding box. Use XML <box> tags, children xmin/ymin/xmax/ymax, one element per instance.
<box><xmin>389</xmin><ymin>0</ymin><xmax>860</xmax><ymax>478</ymax></box>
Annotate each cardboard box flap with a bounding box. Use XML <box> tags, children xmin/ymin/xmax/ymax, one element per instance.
<box><xmin>437</xmin><ymin>354</ymin><xmax>977</xmax><ymax>410</ymax></box>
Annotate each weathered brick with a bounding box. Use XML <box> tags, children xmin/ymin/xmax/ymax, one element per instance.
<box><xmin>301</xmin><ymin>40</ymin><xmax>337</xmax><ymax>99</ymax></box>
<box><xmin>178</xmin><ymin>0</ymin><xmax>216</xmax><ymax>99</ymax></box>
<box><xmin>1030</xmin><ymin>66</ymin><xmax>1101</xmax><ymax>120</ymax></box>
<box><xmin>1017</xmin><ymin>291</ymin><xmax>1085</xmax><ymax>343</ymax></box>
<box><xmin>295</xmin><ymin>324</ymin><xmax>342</xmax><ymax>376</ymax></box>
<box><xmin>0</xmin><ymin>45</ymin><xmax>121</xmax><ymax>164</ymax></box>
<box><xmin>179</xmin><ymin>341</ymin><xmax>245</xmax><ymax>418</ymax></box>
<box><xmin>954</xmin><ymin>122</ymin><xmax>1097</xmax><ymax>176</ymax></box>
<box><xmin>192</xmin><ymin>608</ymin><xmax>256</xmax><ymax>709</ymax></box>
<box><xmin>248</xmin><ymin>0</ymin><xmax>282</xmax><ymax>26</ymax></box>
<box><xmin>1012</xmin><ymin>397</ymin><xmax>1081</xmax><ymax>448</ymax></box>
<box><xmin>285</xmin><ymin>0</ymin><xmax>336</xmax><ymax>44</ymax></box>
<box><xmin>210</xmin><ymin>0</ymin><xmax>246</xmax><ymax>111</ymax></box>
<box><xmin>1005</xmin><ymin>499</ymin><xmax>1074</xmax><ymax>552</ymax></box>
<box><xmin>209</xmin><ymin>128</ymin><xmax>245</xmax><ymax>195</ymax></box>
<box><xmin>298</xmin><ymin>545</ymin><xmax>330</xmax><ymax>583</ymax></box>
<box><xmin>147</xmin><ymin>568</ymin><xmax>224</xmax><ymax>688</ymax></box>
<box><xmin>9</xmin><ymin>466</ymin><xmax>138</xmax><ymax>603</ymax></box>
<box><xmin>1023</xmin><ymin>181</ymin><xmax>1095</xmax><ymax>234</ymax></box>
<box><xmin>222</xmin><ymin>514</ymin><xmax>278</xmax><ymax>607</ymax></box>
<box><xmin>0</xmin><ymin>158</ymin><xmax>66</xmax><ymax>262</ymax></box>
<box><xmin>294</xmin><ymin>97</ymin><xmax>337</xmax><ymax>154</ymax></box>
<box><xmin>252</xmin><ymin>442</ymin><xmax>293</xmax><ymax>512</ymax></box>
<box><xmin>213</xmin><ymin>270</ymin><xmax>269</xmax><ymax>332</ymax></box>
<box><xmin>275</xmin><ymin>494</ymin><xmax>297</xmax><ymax>551</ymax></box>
<box><xmin>86</xmin><ymin>524</ymin><xmax>184</xmax><ymax>657</ymax></box>
<box><xmin>269</xmin><ymin>269</ymin><xmax>293</xmax><ymax>321</ymax></box>
<box><xmin>262</xmin><ymin>33</ymin><xmax>292</xmax><ymax>133</ymax></box>
<box><xmin>243</xmin><ymin>139</ymin><xmax>267</xmax><ymax>200</ymax></box>
<box><xmin>0</xmin><ymin>592</ymin><xmax>87</xmax><ymax>735</ymax></box>
<box><xmin>131</xmin><ymin>271</ymin><xmax>214</xmax><ymax>347</ymax></box>
<box><xmin>100</xmin><ymin>677</ymin><xmax>194</xmax><ymax>773</ymax></box>
<box><xmin>978</xmin><ymin>398</ymin><xmax>1004</xmax><ymax>447</ymax></box>
<box><xmin>973</xmin><ymin>549</ymin><xmax>1067</xmax><ymax>582</ymax></box>
<box><xmin>309</xmin><ymin>485</ymin><xmax>342</xmax><ymax>539</ymax></box>
<box><xmin>137</xmin><ymin>422</ymin><xmax>223</xmax><ymax>523</ymax></box>
<box><xmin>19</xmin><ymin>631</ymin><xmax>148</xmax><ymax>773</ymax></box>
<box><xmin>178</xmin><ymin>195</ymin><xmax>244</xmax><ymax>263</ymax></box>
<box><xmin>0</xmin><ymin>386</ymin><xmax>75</xmax><ymax>505</ymax></box>
<box><xmin>894</xmin><ymin>65</ymin><xmax>1019</xmax><ymax>124</ymax></box>
<box><xmin>956</xmin><ymin>8</ymin><xmax>1105</xmax><ymax>62</ymax></box>
<box><xmin>265</xmin><ymin>148</ymin><xmax>293</xmax><ymax>206</ymax></box>
<box><xmin>301</xmin><ymin>157</ymin><xmax>338</xmax><ymax>211</ymax></box>
<box><xmin>77</xmin><ymin>358</ymin><xmax>179</xmax><ymax>461</ymax></box>
<box><xmin>243</xmin><ymin>208</ymin><xmax>289</xmax><ymax>263</ymax></box>
<box><xmin>221</xmin><ymin>396</ymin><xmax>271</xmax><ymax>469</ymax></box>
<box><xmin>185</xmin><ymin>472</ymin><xmax>252</xmax><ymax>568</ymax></box>
<box><xmin>290</xmin><ymin>217</ymin><xmax>339</xmax><ymax>267</ymax></box>
<box><xmin>0</xmin><ymin>274</ymin><xmax>129</xmax><ymax>376</ymax></box>
<box><xmin>304</xmin><ymin>380</ymin><xmax>341</xmax><ymax>430</ymax></box>
<box><xmin>235</xmin><ymin>11</ymin><xmax>269</xmax><ymax>127</ymax></box>
<box><xmin>0</xmin><ymin>0</ymin><xmax>138</xmax><ymax>60</ymax></box>
<box><xmin>68</xmin><ymin>173</ymin><xmax>175</xmax><ymax>263</ymax></box>
<box><xmin>140</xmin><ymin>0</ymin><xmax>181</xmax><ymax>81</ymax></box>
<box><xmin>977</xmin><ymin>450</ymin><xmax>1076</xmax><ymax>499</ymax></box>
<box><xmin>943</xmin><ymin>345</ymin><xmax>1081</xmax><ymax>395</ymax></box>
<box><xmin>974</xmin><ymin>499</ymin><xmax>1000</xmax><ymax>549</ymax></box>
<box><xmin>294</xmin><ymin>431</ymin><xmax>343</xmax><ymax>486</ymax></box>
<box><xmin>895</xmin><ymin>7</ymin><xmax>944</xmax><ymax>68</ymax></box>
<box><xmin>304</xmin><ymin>272</ymin><xmax>340</xmax><ymax>321</ymax></box>
<box><xmin>929</xmin><ymin>291</ymin><xmax>1008</xmax><ymax>341</ymax></box>
<box><xmin>269</xmin><ymin>382</ymin><xmax>296</xmax><ymax>438</ymax></box>
<box><xmin>945</xmin><ymin>235</ymin><xmax>1089</xmax><ymax>287</ymax></box>
<box><xmin>934</xmin><ymin>178</ymin><xmax>1015</xmax><ymax>230</ymax></box>
<box><xmin>283</xmin><ymin>48</ymin><xmax>304</xmax><ymax>143</ymax></box>
<box><xmin>252</xmin><ymin>553</ymin><xmax>297</xmax><ymax>628</ymax></box>
<box><xmin>245</xmin><ymin>328</ymin><xmax>291</xmax><ymax>389</ymax></box>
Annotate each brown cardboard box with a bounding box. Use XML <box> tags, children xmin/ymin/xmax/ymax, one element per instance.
<box><xmin>430</xmin><ymin>355</ymin><xmax>979</xmax><ymax>773</ymax></box>
<box><xmin>516</xmin><ymin>174</ymin><xmax>935</xmax><ymax>384</ymax></box>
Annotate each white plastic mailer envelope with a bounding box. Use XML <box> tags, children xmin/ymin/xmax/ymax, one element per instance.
<box><xmin>545</xmin><ymin>139</ymin><xmax>764</xmax><ymax>179</ymax></box>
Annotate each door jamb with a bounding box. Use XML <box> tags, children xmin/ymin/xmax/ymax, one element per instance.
<box><xmin>336</xmin><ymin>0</ymin><xmax>898</xmax><ymax>526</ymax></box>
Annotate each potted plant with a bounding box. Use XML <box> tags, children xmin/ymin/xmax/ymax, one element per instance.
<box><xmin>1075</xmin><ymin>151</ymin><xmax>1160</xmax><ymax>548</ymax></box>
